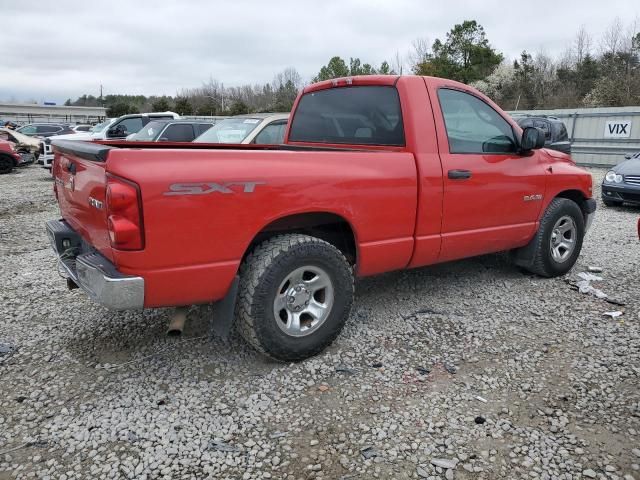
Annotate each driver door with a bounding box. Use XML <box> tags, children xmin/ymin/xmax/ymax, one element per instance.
<box><xmin>433</xmin><ymin>88</ymin><xmax>547</xmax><ymax>262</ymax></box>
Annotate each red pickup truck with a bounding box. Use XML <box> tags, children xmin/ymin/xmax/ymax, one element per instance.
<box><xmin>47</xmin><ymin>75</ymin><xmax>595</xmax><ymax>361</ymax></box>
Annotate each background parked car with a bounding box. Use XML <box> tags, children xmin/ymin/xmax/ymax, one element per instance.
<box><xmin>127</xmin><ymin>119</ymin><xmax>214</xmax><ymax>142</ymax></box>
<box><xmin>105</xmin><ymin>112</ymin><xmax>180</xmax><ymax>139</ymax></box>
<box><xmin>16</xmin><ymin>123</ymin><xmax>74</xmax><ymax>138</ymax></box>
<box><xmin>602</xmin><ymin>151</ymin><xmax>640</xmax><ymax>207</ymax></box>
<box><xmin>38</xmin><ymin>113</ymin><xmax>181</xmax><ymax>169</ymax></box>
<box><xmin>0</xmin><ymin>127</ymin><xmax>40</xmax><ymax>159</ymax></box>
<box><xmin>193</xmin><ymin>113</ymin><xmax>289</xmax><ymax>144</ymax></box>
<box><xmin>512</xmin><ymin>115</ymin><xmax>571</xmax><ymax>154</ymax></box>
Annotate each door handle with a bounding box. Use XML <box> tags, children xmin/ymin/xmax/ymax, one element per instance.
<box><xmin>448</xmin><ymin>169</ymin><xmax>472</xmax><ymax>180</ymax></box>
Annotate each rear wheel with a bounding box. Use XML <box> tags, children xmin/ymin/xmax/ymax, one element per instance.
<box><xmin>0</xmin><ymin>155</ymin><xmax>15</xmax><ymax>174</ymax></box>
<box><xmin>236</xmin><ymin>234</ymin><xmax>354</xmax><ymax>362</ymax></box>
<box><xmin>524</xmin><ymin>198</ymin><xmax>585</xmax><ymax>277</ymax></box>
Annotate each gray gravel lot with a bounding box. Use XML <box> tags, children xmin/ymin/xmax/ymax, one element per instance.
<box><xmin>1</xmin><ymin>165</ymin><xmax>639</xmax><ymax>480</ymax></box>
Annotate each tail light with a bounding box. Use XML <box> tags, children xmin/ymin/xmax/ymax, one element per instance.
<box><xmin>106</xmin><ymin>174</ymin><xmax>144</xmax><ymax>250</ymax></box>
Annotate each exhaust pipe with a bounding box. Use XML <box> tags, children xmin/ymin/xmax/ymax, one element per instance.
<box><xmin>167</xmin><ymin>306</ymin><xmax>189</xmax><ymax>336</ymax></box>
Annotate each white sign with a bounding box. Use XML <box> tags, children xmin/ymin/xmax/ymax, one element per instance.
<box><xmin>604</xmin><ymin>120</ymin><xmax>631</xmax><ymax>138</ymax></box>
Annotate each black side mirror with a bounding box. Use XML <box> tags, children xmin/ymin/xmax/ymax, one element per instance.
<box><xmin>520</xmin><ymin>127</ymin><xmax>545</xmax><ymax>152</ymax></box>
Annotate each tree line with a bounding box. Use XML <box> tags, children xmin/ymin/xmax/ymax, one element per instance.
<box><xmin>63</xmin><ymin>17</ymin><xmax>640</xmax><ymax>117</ymax></box>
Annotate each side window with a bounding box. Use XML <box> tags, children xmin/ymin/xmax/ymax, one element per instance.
<box><xmin>254</xmin><ymin>121</ymin><xmax>287</xmax><ymax>144</ymax></box>
<box><xmin>118</xmin><ymin>118</ymin><xmax>144</xmax><ymax>135</ymax></box>
<box><xmin>197</xmin><ymin>123</ymin><xmax>214</xmax><ymax>135</ymax></box>
<box><xmin>438</xmin><ymin>89</ymin><xmax>516</xmax><ymax>154</ymax></box>
<box><xmin>38</xmin><ymin>125</ymin><xmax>61</xmax><ymax>133</ymax></box>
<box><xmin>533</xmin><ymin>120</ymin><xmax>551</xmax><ymax>140</ymax></box>
<box><xmin>19</xmin><ymin>126</ymin><xmax>37</xmax><ymax>134</ymax></box>
<box><xmin>160</xmin><ymin>124</ymin><xmax>195</xmax><ymax>142</ymax></box>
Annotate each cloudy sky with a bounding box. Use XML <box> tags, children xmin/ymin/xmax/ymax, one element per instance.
<box><xmin>1</xmin><ymin>0</ymin><xmax>638</xmax><ymax>103</ymax></box>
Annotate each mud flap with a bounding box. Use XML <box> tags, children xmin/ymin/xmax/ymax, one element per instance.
<box><xmin>510</xmin><ymin>235</ymin><xmax>538</xmax><ymax>269</ymax></box>
<box><xmin>210</xmin><ymin>276</ymin><xmax>239</xmax><ymax>339</ymax></box>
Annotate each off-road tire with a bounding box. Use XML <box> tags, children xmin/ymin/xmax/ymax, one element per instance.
<box><xmin>0</xmin><ymin>154</ymin><xmax>15</xmax><ymax>174</ymax></box>
<box><xmin>602</xmin><ymin>197</ymin><xmax>622</xmax><ymax>207</ymax></box>
<box><xmin>525</xmin><ymin>198</ymin><xmax>585</xmax><ymax>277</ymax></box>
<box><xmin>236</xmin><ymin>234</ymin><xmax>354</xmax><ymax>362</ymax></box>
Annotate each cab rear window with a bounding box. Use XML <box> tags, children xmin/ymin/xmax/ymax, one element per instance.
<box><xmin>288</xmin><ymin>86</ymin><xmax>404</xmax><ymax>146</ymax></box>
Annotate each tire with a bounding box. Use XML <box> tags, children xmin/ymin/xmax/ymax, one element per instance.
<box><xmin>236</xmin><ymin>234</ymin><xmax>354</xmax><ymax>362</ymax></box>
<box><xmin>0</xmin><ymin>155</ymin><xmax>15</xmax><ymax>174</ymax></box>
<box><xmin>602</xmin><ymin>197</ymin><xmax>622</xmax><ymax>207</ymax></box>
<box><xmin>524</xmin><ymin>198</ymin><xmax>585</xmax><ymax>277</ymax></box>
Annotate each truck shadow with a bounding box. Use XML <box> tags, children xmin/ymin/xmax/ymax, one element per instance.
<box><xmin>61</xmin><ymin>251</ymin><xmax>524</xmax><ymax>368</ymax></box>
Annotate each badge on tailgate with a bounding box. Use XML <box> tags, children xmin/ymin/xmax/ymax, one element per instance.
<box><xmin>164</xmin><ymin>182</ymin><xmax>265</xmax><ymax>196</ymax></box>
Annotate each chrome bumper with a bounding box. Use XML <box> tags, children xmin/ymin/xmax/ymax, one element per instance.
<box><xmin>46</xmin><ymin>219</ymin><xmax>144</xmax><ymax>310</ymax></box>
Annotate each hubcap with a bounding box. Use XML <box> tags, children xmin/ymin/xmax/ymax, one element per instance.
<box><xmin>273</xmin><ymin>265</ymin><xmax>334</xmax><ymax>337</ymax></box>
<box><xmin>549</xmin><ymin>215</ymin><xmax>577</xmax><ymax>263</ymax></box>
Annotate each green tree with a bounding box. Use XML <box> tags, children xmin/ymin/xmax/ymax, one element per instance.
<box><xmin>513</xmin><ymin>51</ymin><xmax>537</xmax><ymax>109</ymax></box>
<box><xmin>378</xmin><ymin>61</ymin><xmax>395</xmax><ymax>75</ymax></box>
<box><xmin>274</xmin><ymin>80</ymin><xmax>298</xmax><ymax>111</ymax></box>
<box><xmin>314</xmin><ymin>56</ymin><xmax>350</xmax><ymax>81</ymax></box>
<box><xmin>174</xmin><ymin>97</ymin><xmax>193</xmax><ymax>115</ymax></box>
<box><xmin>106</xmin><ymin>102</ymin><xmax>136</xmax><ymax>117</ymax></box>
<box><xmin>228</xmin><ymin>100</ymin><xmax>249</xmax><ymax>115</ymax></box>
<box><xmin>152</xmin><ymin>97</ymin><xmax>171</xmax><ymax>112</ymax></box>
<box><xmin>413</xmin><ymin>20</ymin><xmax>503</xmax><ymax>84</ymax></box>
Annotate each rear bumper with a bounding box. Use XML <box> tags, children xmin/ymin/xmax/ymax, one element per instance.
<box><xmin>46</xmin><ymin>219</ymin><xmax>144</xmax><ymax>310</ymax></box>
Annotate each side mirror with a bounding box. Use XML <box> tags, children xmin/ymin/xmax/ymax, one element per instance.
<box><xmin>520</xmin><ymin>127</ymin><xmax>545</xmax><ymax>152</ymax></box>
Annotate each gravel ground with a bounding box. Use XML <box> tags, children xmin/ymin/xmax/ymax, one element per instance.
<box><xmin>1</xmin><ymin>165</ymin><xmax>639</xmax><ymax>480</ymax></box>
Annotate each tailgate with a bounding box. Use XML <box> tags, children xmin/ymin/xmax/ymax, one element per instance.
<box><xmin>52</xmin><ymin>140</ymin><xmax>115</xmax><ymax>261</ymax></box>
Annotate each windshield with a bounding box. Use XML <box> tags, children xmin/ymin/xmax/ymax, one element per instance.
<box><xmin>128</xmin><ymin>121</ymin><xmax>166</xmax><ymax>141</ymax></box>
<box><xmin>193</xmin><ymin>117</ymin><xmax>261</xmax><ymax>143</ymax></box>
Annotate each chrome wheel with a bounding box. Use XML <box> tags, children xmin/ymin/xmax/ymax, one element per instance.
<box><xmin>273</xmin><ymin>265</ymin><xmax>334</xmax><ymax>337</ymax></box>
<box><xmin>550</xmin><ymin>215</ymin><xmax>577</xmax><ymax>263</ymax></box>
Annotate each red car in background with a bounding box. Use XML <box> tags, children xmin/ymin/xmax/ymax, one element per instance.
<box><xmin>0</xmin><ymin>140</ymin><xmax>27</xmax><ymax>174</ymax></box>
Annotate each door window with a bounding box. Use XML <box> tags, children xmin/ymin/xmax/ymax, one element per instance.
<box><xmin>438</xmin><ymin>89</ymin><xmax>516</xmax><ymax>154</ymax></box>
<box><xmin>116</xmin><ymin>118</ymin><xmax>144</xmax><ymax>135</ymax></box>
<box><xmin>197</xmin><ymin>123</ymin><xmax>214</xmax><ymax>135</ymax></box>
<box><xmin>160</xmin><ymin>123</ymin><xmax>195</xmax><ymax>142</ymax></box>
<box><xmin>18</xmin><ymin>125</ymin><xmax>37</xmax><ymax>134</ymax></box>
<box><xmin>254</xmin><ymin>121</ymin><xmax>287</xmax><ymax>144</ymax></box>
<box><xmin>533</xmin><ymin>120</ymin><xmax>551</xmax><ymax>140</ymax></box>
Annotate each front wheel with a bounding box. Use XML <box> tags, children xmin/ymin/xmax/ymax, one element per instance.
<box><xmin>524</xmin><ymin>198</ymin><xmax>585</xmax><ymax>277</ymax></box>
<box><xmin>236</xmin><ymin>234</ymin><xmax>354</xmax><ymax>362</ymax></box>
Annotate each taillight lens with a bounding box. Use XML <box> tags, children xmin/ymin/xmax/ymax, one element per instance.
<box><xmin>106</xmin><ymin>174</ymin><xmax>144</xmax><ymax>250</ymax></box>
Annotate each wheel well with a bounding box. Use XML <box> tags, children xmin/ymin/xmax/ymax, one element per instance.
<box><xmin>555</xmin><ymin>189</ymin><xmax>588</xmax><ymax>216</ymax></box>
<box><xmin>244</xmin><ymin>213</ymin><xmax>357</xmax><ymax>265</ymax></box>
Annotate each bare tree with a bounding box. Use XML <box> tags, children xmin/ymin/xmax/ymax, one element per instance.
<box><xmin>392</xmin><ymin>50</ymin><xmax>405</xmax><ymax>75</ymax></box>
<box><xmin>408</xmin><ymin>37</ymin><xmax>431</xmax><ymax>67</ymax></box>
<box><xmin>600</xmin><ymin>17</ymin><xmax>624</xmax><ymax>55</ymax></box>
<box><xmin>574</xmin><ymin>24</ymin><xmax>592</xmax><ymax>63</ymax></box>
